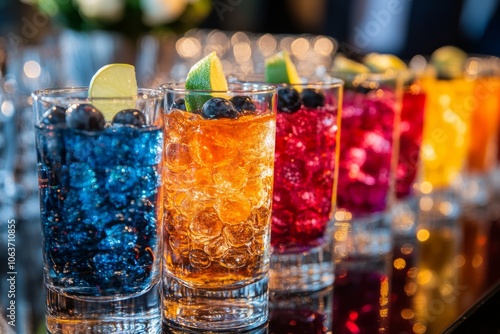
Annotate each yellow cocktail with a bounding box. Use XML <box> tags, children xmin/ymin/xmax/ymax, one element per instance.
<box><xmin>420</xmin><ymin>76</ymin><xmax>475</xmax><ymax>188</ymax></box>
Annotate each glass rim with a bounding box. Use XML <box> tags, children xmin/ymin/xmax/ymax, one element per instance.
<box><xmin>228</xmin><ymin>73</ymin><xmax>344</xmax><ymax>88</ymax></box>
<box><xmin>159</xmin><ymin>82</ymin><xmax>278</xmax><ymax>94</ymax></box>
<box><xmin>326</xmin><ymin>70</ymin><xmax>400</xmax><ymax>81</ymax></box>
<box><xmin>31</xmin><ymin>87</ymin><xmax>163</xmax><ymax>102</ymax></box>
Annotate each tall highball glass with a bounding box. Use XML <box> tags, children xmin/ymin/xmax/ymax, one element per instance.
<box><xmin>32</xmin><ymin>87</ymin><xmax>164</xmax><ymax>333</ymax></box>
<box><xmin>160</xmin><ymin>82</ymin><xmax>276</xmax><ymax>331</ymax></box>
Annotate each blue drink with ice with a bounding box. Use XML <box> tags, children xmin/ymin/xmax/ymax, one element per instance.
<box><xmin>37</xmin><ymin>125</ymin><xmax>162</xmax><ymax>296</ymax></box>
<box><xmin>33</xmin><ymin>87</ymin><xmax>163</xmax><ymax>333</ymax></box>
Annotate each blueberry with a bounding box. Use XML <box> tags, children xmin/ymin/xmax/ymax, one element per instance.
<box><xmin>301</xmin><ymin>88</ymin><xmax>325</xmax><ymax>108</ymax></box>
<box><xmin>172</xmin><ymin>98</ymin><xmax>186</xmax><ymax>111</ymax></box>
<box><xmin>201</xmin><ymin>98</ymin><xmax>239</xmax><ymax>119</ymax></box>
<box><xmin>355</xmin><ymin>85</ymin><xmax>375</xmax><ymax>95</ymax></box>
<box><xmin>230</xmin><ymin>95</ymin><xmax>256</xmax><ymax>113</ymax></box>
<box><xmin>277</xmin><ymin>87</ymin><xmax>301</xmax><ymax>113</ymax></box>
<box><xmin>112</xmin><ymin>109</ymin><xmax>146</xmax><ymax>127</ymax></box>
<box><xmin>41</xmin><ymin>106</ymin><xmax>66</xmax><ymax>126</ymax></box>
<box><xmin>66</xmin><ymin>104</ymin><xmax>105</xmax><ymax>131</ymax></box>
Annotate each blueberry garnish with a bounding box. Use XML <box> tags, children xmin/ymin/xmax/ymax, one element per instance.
<box><xmin>172</xmin><ymin>98</ymin><xmax>186</xmax><ymax>111</ymax></box>
<box><xmin>230</xmin><ymin>95</ymin><xmax>256</xmax><ymax>113</ymax></box>
<box><xmin>41</xmin><ymin>106</ymin><xmax>66</xmax><ymax>126</ymax></box>
<box><xmin>277</xmin><ymin>87</ymin><xmax>301</xmax><ymax>113</ymax></box>
<box><xmin>355</xmin><ymin>85</ymin><xmax>376</xmax><ymax>95</ymax></box>
<box><xmin>112</xmin><ymin>109</ymin><xmax>146</xmax><ymax>127</ymax></box>
<box><xmin>201</xmin><ymin>98</ymin><xmax>239</xmax><ymax>119</ymax></box>
<box><xmin>66</xmin><ymin>104</ymin><xmax>105</xmax><ymax>131</ymax></box>
<box><xmin>301</xmin><ymin>88</ymin><xmax>325</xmax><ymax>108</ymax></box>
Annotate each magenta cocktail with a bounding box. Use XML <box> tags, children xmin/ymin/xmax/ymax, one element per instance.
<box><xmin>336</xmin><ymin>72</ymin><xmax>400</xmax><ymax>216</ymax></box>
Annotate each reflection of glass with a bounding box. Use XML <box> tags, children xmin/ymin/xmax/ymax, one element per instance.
<box><xmin>269</xmin><ymin>80</ymin><xmax>342</xmax><ymax>293</ymax></box>
<box><xmin>389</xmin><ymin>221</ymin><xmax>419</xmax><ymax>333</ymax></box>
<box><xmin>332</xmin><ymin>249</ymin><xmax>391</xmax><ymax>333</ymax></box>
<box><xmin>161</xmin><ymin>82</ymin><xmax>276</xmax><ymax>331</ymax></box>
<box><xmin>33</xmin><ymin>88</ymin><xmax>164</xmax><ymax>333</ymax></box>
<box><xmin>413</xmin><ymin>222</ymin><xmax>462</xmax><ymax>334</ymax></box>
<box><xmin>269</xmin><ymin>286</ymin><xmax>333</xmax><ymax>333</ymax></box>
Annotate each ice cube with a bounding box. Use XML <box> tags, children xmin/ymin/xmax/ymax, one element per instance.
<box><xmin>69</xmin><ymin>162</ymin><xmax>96</xmax><ymax>188</ymax></box>
<box><xmin>204</xmin><ymin>235</ymin><xmax>229</xmax><ymax>260</ymax></box>
<box><xmin>189</xmin><ymin>249</ymin><xmax>211</xmax><ymax>269</ymax></box>
<box><xmin>220</xmin><ymin>247</ymin><xmax>249</xmax><ymax>269</ymax></box>
<box><xmin>165</xmin><ymin>142</ymin><xmax>192</xmax><ymax>172</ymax></box>
<box><xmin>223</xmin><ymin>223</ymin><xmax>254</xmax><ymax>247</ymax></box>
<box><xmin>105</xmin><ymin>165</ymin><xmax>138</xmax><ymax>192</ymax></box>
<box><xmin>190</xmin><ymin>130</ymin><xmax>236</xmax><ymax>168</ymax></box>
<box><xmin>189</xmin><ymin>207</ymin><xmax>223</xmax><ymax>243</ymax></box>
<box><xmin>168</xmin><ymin>232</ymin><xmax>190</xmax><ymax>257</ymax></box>
<box><xmin>212</xmin><ymin>165</ymin><xmax>247</xmax><ymax>192</ymax></box>
<box><xmin>215</xmin><ymin>195</ymin><xmax>252</xmax><ymax>225</ymax></box>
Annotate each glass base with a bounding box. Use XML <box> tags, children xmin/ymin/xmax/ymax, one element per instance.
<box><xmin>333</xmin><ymin>213</ymin><xmax>392</xmax><ymax>259</ymax></box>
<box><xmin>45</xmin><ymin>283</ymin><xmax>161</xmax><ymax>334</ymax></box>
<box><xmin>162</xmin><ymin>275</ymin><xmax>269</xmax><ymax>331</ymax></box>
<box><xmin>269</xmin><ymin>235</ymin><xmax>334</xmax><ymax>293</ymax></box>
<box><xmin>391</xmin><ymin>195</ymin><xmax>419</xmax><ymax>237</ymax></box>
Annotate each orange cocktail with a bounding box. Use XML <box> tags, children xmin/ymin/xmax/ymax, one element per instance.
<box><xmin>163</xmin><ymin>109</ymin><xmax>275</xmax><ymax>286</ymax></box>
<box><xmin>466</xmin><ymin>56</ymin><xmax>500</xmax><ymax>172</ymax></box>
<box><xmin>161</xmin><ymin>82</ymin><xmax>276</xmax><ymax>331</ymax></box>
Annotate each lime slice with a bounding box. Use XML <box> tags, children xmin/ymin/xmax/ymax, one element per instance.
<box><xmin>363</xmin><ymin>53</ymin><xmax>407</xmax><ymax>73</ymax></box>
<box><xmin>89</xmin><ymin>63</ymin><xmax>138</xmax><ymax>120</ymax></box>
<box><xmin>430</xmin><ymin>45</ymin><xmax>467</xmax><ymax>79</ymax></box>
<box><xmin>332</xmin><ymin>55</ymin><xmax>370</xmax><ymax>74</ymax></box>
<box><xmin>265</xmin><ymin>51</ymin><xmax>302</xmax><ymax>84</ymax></box>
<box><xmin>185</xmin><ymin>51</ymin><xmax>228</xmax><ymax>111</ymax></box>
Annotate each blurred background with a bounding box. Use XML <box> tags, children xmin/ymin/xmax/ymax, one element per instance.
<box><xmin>1</xmin><ymin>1</ymin><xmax>500</xmax><ymax>333</ymax></box>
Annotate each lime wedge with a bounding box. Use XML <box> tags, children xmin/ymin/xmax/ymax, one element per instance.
<box><xmin>430</xmin><ymin>45</ymin><xmax>467</xmax><ymax>79</ymax></box>
<box><xmin>332</xmin><ymin>55</ymin><xmax>370</xmax><ymax>74</ymax></box>
<box><xmin>185</xmin><ymin>51</ymin><xmax>228</xmax><ymax>111</ymax></box>
<box><xmin>265</xmin><ymin>51</ymin><xmax>302</xmax><ymax>84</ymax></box>
<box><xmin>363</xmin><ymin>53</ymin><xmax>407</xmax><ymax>73</ymax></box>
<box><xmin>88</xmin><ymin>63</ymin><xmax>138</xmax><ymax>120</ymax></box>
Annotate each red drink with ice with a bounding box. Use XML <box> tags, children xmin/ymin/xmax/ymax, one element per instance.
<box><xmin>396</xmin><ymin>84</ymin><xmax>426</xmax><ymax>199</ymax></box>
<box><xmin>271</xmin><ymin>84</ymin><xmax>341</xmax><ymax>252</ymax></box>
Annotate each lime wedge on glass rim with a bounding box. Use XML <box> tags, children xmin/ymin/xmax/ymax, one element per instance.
<box><xmin>185</xmin><ymin>51</ymin><xmax>228</xmax><ymax>111</ymax></box>
<box><xmin>332</xmin><ymin>55</ymin><xmax>370</xmax><ymax>74</ymax></box>
<box><xmin>265</xmin><ymin>51</ymin><xmax>302</xmax><ymax>84</ymax></box>
<box><xmin>363</xmin><ymin>53</ymin><xmax>408</xmax><ymax>73</ymax></box>
<box><xmin>88</xmin><ymin>63</ymin><xmax>138</xmax><ymax>120</ymax></box>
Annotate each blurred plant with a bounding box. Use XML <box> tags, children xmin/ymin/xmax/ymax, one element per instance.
<box><xmin>28</xmin><ymin>0</ymin><xmax>212</xmax><ymax>39</ymax></box>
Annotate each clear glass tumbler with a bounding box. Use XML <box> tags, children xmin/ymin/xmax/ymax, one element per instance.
<box><xmin>32</xmin><ymin>87</ymin><xmax>164</xmax><ymax>333</ymax></box>
<box><xmin>268</xmin><ymin>79</ymin><xmax>343</xmax><ymax>293</ymax></box>
<box><xmin>330</xmin><ymin>71</ymin><xmax>401</xmax><ymax>281</ymax></box>
<box><xmin>160</xmin><ymin>82</ymin><xmax>276</xmax><ymax>331</ymax></box>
